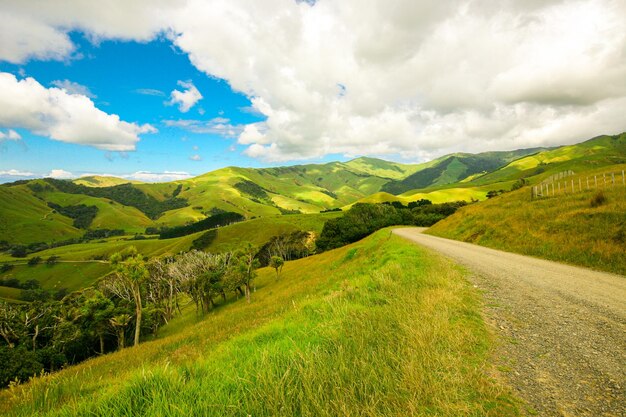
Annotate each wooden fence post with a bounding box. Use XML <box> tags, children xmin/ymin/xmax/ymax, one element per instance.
<box><xmin>595</xmin><ymin>175</ymin><xmax>597</xmax><ymax>188</ymax></box>
<box><xmin>586</xmin><ymin>177</ymin><xmax>589</xmax><ymax>190</ymax></box>
<box><xmin>579</xmin><ymin>178</ymin><xmax>582</xmax><ymax>192</ymax></box>
<box><xmin>612</xmin><ymin>173</ymin><xmax>615</xmax><ymax>185</ymax></box>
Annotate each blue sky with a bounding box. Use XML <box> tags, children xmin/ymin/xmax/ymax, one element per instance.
<box><xmin>0</xmin><ymin>1</ymin><xmax>624</xmax><ymax>183</ymax></box>
<box><xmin>0</xmin><ymin>33</ymin><xmax>304</xmax><ymax>182</ymax></box>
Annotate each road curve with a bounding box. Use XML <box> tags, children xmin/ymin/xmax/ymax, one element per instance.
<box><xmin>394</xmin><ymin>227</ymin><xmax>626</xmax><ymax>417</ymax></box>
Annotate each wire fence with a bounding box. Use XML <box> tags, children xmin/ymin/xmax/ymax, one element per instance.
<box><xmin>531</xmin><ymin>169</ymin><xmax>626</xmax><ymax>199</ymax></box>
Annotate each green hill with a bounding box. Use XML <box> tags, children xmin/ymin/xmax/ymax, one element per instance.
<box><xmin>0</xmin><ymin>230</ymin><xmax>519</xmax><ymax>416</ymax></box>
<box><xmin>381</xmin><ymin>148</ymin><xmax>546</xmax><ymax>195</ymax></box>
<box><xmin>1</xmin><ymin>133</ymin><xmax>624</xmax><ymax>247</ymax></box>
<box><xmin>73</xmin><ymin>176</ymin><xmax>143</xmax><ymax>187</ymax></box>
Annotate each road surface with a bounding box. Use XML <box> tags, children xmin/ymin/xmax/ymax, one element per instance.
<box><xmin>394</xmin><ymin>227</ymin><xmax>626</xmax><ymax>417</ymax></box>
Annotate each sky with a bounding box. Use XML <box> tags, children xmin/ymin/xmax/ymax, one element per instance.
<box><xmin>0</xmin><ymin>0</ymin><xmax>625</xmax><ymax>183</ymax></box>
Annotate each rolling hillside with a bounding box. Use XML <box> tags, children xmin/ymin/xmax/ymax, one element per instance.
<box><xmin>381</xmin><ymin>148</ymin><xmax>546</xmax><ymax>195</ymax></box>
<box><xmin>0</xmin><ymin>230</ymin><xmax>519</xmax><ymax>416</ymax></box>
<box><xmin>1</xmin><ymin>133</ymin><xmax>624</xmax><ymax>247</ymax></box>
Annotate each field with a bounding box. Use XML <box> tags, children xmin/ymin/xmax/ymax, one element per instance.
<box><xmin>0</xmin><ymin>213</ymin><xmax>341</xmax><ymax>301</ymax></box>
<box><xmin>428</xmin><ymin>165</ymin><xmax>626</xmax><ymax>275</ymax></box>
<box><xmin>0</xmin><ymin>230</ymin><xmax>519</xmax><ymax>416</ymax></box>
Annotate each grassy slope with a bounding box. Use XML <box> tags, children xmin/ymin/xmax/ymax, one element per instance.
<box><xmin>0</xmin><ymin>186</ymin><xmax>82</xmax><ymax>245</ymax></box>
<box><xmin>428</xmin><ymin>165</ymin><xmax>626</xmax><ymax>275</ymax></box>
<box><xmin>0</xmin><ymin>262</ymin><xmax>111</xmax><ymax>295</ymax></box>
<box><xmin>43</xmin><ymin>192</ymin><xmax>154</xmax><ymax>233</ymax></box>
<box><xmin>1</xmin><ymin>230</ymin><xmax>518</xmax><ymax>417</ymax></box>
<box><xmin>0</xmin><ymin>213</ymin><xmax>337</xmax><ymax>264</ymax></box>
<box><xmin>73</xmin><ymin>176</ymin><xmax>143</xmax><ymax>187</ymax></box>
<box><xmin>471</xmin><ymin>133</ymin><xmax>626</xmax><ymax>185</ymax></box>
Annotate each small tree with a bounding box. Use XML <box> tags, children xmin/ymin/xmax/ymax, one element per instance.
<box><xmin>109</xmin><ymin>313</ymin><xmax>132</xmax><ymax>350</ymax></box>
<box><xmin>231</xmin><ymin>243</ymin><xmax>259</xmax><ymax>303</ymax></box>
<box><xmin>107</xmin><ymin>247</ymin><xmax>149</xmax><ymax>347</ymax></box>
<box><xmin>269</xmin><ymin>256</ymin><xmax>284</xmax><ymax>280</ymax></box>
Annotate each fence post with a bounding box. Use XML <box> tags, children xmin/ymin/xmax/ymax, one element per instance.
<box><xmin>579</xmin><ymin>178</ymin><xmax>582</xmax><ymax>192</ymax></box>
<box><xmin>603</xmin><ymin>173</ymin><xmax>606</xmax><ymax>186</ymax></box>
<box><xmin>587</xmin><ymin>177</ymin><xmax>589</xmax><ymax>190</ymax></box>
<box><xmin>595</xmin><ymin>175</ymin><xmax>597</xmax><ymax>188</ymax></box>
<box><xmin>623</xmin><ymin>170</ymin><xmax>625</xmax><ymax>185</ymax></box>
<box><xmin>612</xmin><ymin>173</ymin><xmax>615</xmax><ymax>185</ymax></box>
<box><xmin>571</xmin><ymin>179</ymin><xmax>574</xmax><ymax>192</ymax></box>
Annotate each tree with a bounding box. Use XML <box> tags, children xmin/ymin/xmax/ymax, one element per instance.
<box><xmin>109</xmin><ymin>313</ymin><xmax>132</xmax><ymax>350</ymax></box>
<box><xmin>106</xmin><ymin>247</ymin><xmax>149</xmax><ymax>347</ymax></box>
<box><xmin>229</xmin><ymin>243</ymin><xmax>259</xmax><ymax>303</ymax></box>
<box><xmin>269</xmin><ymin>256</ymin><xmax>284</xmax><ymax>280</ymax></box>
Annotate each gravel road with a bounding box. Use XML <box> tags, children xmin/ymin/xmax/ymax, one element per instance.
<box><xmin>394</xmin><ymin>227</ymin><xmax>626</xmax><ymax>417</ymax></box>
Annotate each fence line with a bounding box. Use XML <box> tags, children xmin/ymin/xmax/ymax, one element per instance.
<box><xmin>531</xmin><ymin>169</ymin><xmax>625</xmax><ymax>199</ymax></box>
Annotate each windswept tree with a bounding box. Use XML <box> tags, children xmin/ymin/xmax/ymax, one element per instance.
<box><xmin>228</xmin><ymin>243</ymin><xmax>260</xmax><ymax>303</ymax></box>
<box><xmin>103</xmin><ymin>247</ymin><xmax>149</xmax><ymax>347</ymax></box>
<box><xmin>0</xmin><ymin>301</ymin><xmax>20</xmax><ymax>348</ymax></box>
<box><xmin>170</xmin><ymin>250</ymin><xmax>232</xmax><ymax>314</ymax></box>
<box><xmin>146</xmin><ymin>257</ymin><xmax>180</xmax><ymax>324</ymax></box>
<box><xmin>269</xmin><ymin>256</ymin><xmax>284</xmax><ymax>280</ymax></box>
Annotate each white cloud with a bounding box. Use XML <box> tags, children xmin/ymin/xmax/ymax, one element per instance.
<box><xmin>124</xmin><ymin>171</ymin><xmax>192</xmax><ymax>182</ymax></box>
<box><xmin>135</xmin><ymin>88</ymin><xmax>165</xmax><ymax>97</ymax></box>
<box><xmin>189</xmin><ymin>154</ymin><xmax>202</xmax><ymax>161</ymax></box>
<box><xmin>51</xmin><ymin>79</ymin><xmax>96</xmax><ymax>98</ymax></box>
<box><xmin>0</xmin><ymin>129</ymin><xmax>21</xmax><ymax>141</ymax></box>
<box><xmin>0</xmin><ymin>72</ymin><xmax>156</xmax><ymax>151</ymax></box>
<box><xmin>2</xmin><ymin>0</ymin><xmax>626</xmax><ymax>160</ymax></box>
<box><xmin>163</xmin><ymin>117</ymin><xmax>242</xmax><ymax>138</ymax></box>
<box><xmin>168</xmin><ymin>81</ymin><xmax>203</xmax><ymax>113</ymax></box>
<box><xmin>0</xmin><ymin>169</ymin><xmax>34</xmax><ymax>176</ymax></box>
<box><xmin>47</xmin><ymin>169</ymin><xmax>74</xmax><ymax>179</ymax></box>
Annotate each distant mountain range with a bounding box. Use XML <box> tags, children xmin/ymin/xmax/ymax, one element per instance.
<box><xmin>1</xmin><ymin>132</ymin><xmax>624</xmax><ymax>245</ymax></box>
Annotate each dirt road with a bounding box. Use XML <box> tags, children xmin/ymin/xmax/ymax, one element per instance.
<box><xmin>394</xmin><ymin>227</ymin><xmax>626</xmax><ymax>417</ymax></box>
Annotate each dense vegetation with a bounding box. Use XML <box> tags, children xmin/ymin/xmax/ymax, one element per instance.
<box><xmin>159</xmin><ymin>212</ymin><xmax>245</xmax><ymax>239</ymax></box>
<box><xmin>42</xmin><ymin>179</ymin><xmax>188</xmax><ymax>219</ymax></box>
<box><xmin>47</xmin><ymin>203</ymin><xmax>98</xmax><ymax>229</ymax></box>
<box><xmin>233</xmin><ymin>179</ymin><xmax>270</xmax><ymax>201</ymax></box>
<box><xmin>316</xmin><ymin>201</ymin><xmax>465</xmax><ymax>251</ymax></box>
<box><xmin>0</xmin><ymin>242</ymin><xmax>264</xmax><ymax>387</ymax></box>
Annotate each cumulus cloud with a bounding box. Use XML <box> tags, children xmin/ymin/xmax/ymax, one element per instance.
<box><xmin>168</xmin><ymin>81</ymin><xmax>203</xmax><ymax>113</ymax></box>
<box><xmin>0</xmin><ymin>129</ymin><xmax>21</xmax><ymax>141</ymax></box>
<box><xmin>124</xmin><ymin>171</ymin><xmax>192</xmax><ymax>182</ymax></box>
<box><xmin>51</xmin><ymin>79</ymin><xmax>96</xmax><ymax>98</ymax></box>
<box><xmin>0</xmin><ymin>72</ymin><xmax>156</xmax><ymax>151</ymax></box>
<box><xmin>0</xmin><ymin>169</ymin><xmax>34</xmax><ymax>177</ymax></box>
<box><xmin>189</xmin><ymin>154</ymin><xmax>202</xmax><ymax>161</ymax></box>
<box><xmin>1</xmin><ymin>0</ymin><xmax>626</xmax><ymax>160</ymax></box>
<box><xmin>47</xmin><ymin>169</ymin><xmax>74</xmax><ymax>179</ymax></box>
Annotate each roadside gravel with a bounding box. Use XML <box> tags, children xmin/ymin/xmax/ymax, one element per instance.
<box><xmin>394</xmin><ymin>227</ymin><xmax>626</xmax><ymax>417</ymax></box>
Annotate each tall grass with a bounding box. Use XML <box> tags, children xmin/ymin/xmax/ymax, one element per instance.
<box><xmin>1</xmin><ymin>230</ymin><xmax>518</xmax><ymax>416</ymax></box>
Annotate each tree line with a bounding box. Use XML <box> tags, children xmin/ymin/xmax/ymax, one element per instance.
<box><xmin>316</xmin><ymin>201</ymin><xmax>465</xmax><ymax>251</ymax></box>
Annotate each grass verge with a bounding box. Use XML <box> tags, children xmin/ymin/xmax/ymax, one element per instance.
<box><xmin>1</xmin><ymin>230</ymin><xmax>518</xmax><ymax>416</ymax></box>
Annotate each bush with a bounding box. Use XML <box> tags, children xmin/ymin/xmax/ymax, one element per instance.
<box><xmin>590</xmin><ymin>191</ymin><xmax>607</xmax><ymax>208</ymax></box>
<box><xmin>27</xmin><ymin>256</ymin><xmax>42</xmax><ymax>266</ymax></box>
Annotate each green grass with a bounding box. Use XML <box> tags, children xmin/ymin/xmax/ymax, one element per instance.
<box><xmin>0</xmin><ymin>262</ymin><xmax>111</xmax><ymax>293</ymax></box>
<box><xmin>428</xmin><ymin>165</ymin><xmax>626</xmax><ymax>275</ymax></box>
<box><xmin>0</xmin><ymin>186</ymin><xmax>82</xmax><ymax>245</ymax></box>
<box><xmin>0</xmin><ymin>230</ymin><xmax>519</xmax><ymax>416</ymax></box>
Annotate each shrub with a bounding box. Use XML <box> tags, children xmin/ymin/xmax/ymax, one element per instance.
<box><xmin>27</xmin><ymin>256</ymin><xmax>42</xmax><ymax>266</ymax></box>
<box><xmin>590</xmin><ymin>191</ymin><xmax>607</xmax><ymax>208</ymax></box>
